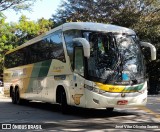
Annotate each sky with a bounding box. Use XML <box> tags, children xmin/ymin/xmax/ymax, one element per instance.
<box><xmin>3</xmin><ymin>0</ymin><xmax>61</xmax><ymax>23</ymax></box>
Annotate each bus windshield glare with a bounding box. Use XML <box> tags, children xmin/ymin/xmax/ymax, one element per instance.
<box><xmin>83</xmin><ymin>31</ymin><xmax>145</xmax><ymax>85</ymax></box>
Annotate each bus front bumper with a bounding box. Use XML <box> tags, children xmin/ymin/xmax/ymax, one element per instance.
<box><xmin>85</xmin><ymin>89</ymin><xmax>147</xmax><ymax>109</ymax></box>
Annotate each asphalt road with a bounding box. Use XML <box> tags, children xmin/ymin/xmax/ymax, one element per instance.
<box><xmin>147</xmin><ymin>95</ymin><xmax>160</xmax><ymax>114</ymax></box>
<box><xmin>0</xmin><ymin>94</ymin><xmax>160</xmax><ymax>132</ymax></box>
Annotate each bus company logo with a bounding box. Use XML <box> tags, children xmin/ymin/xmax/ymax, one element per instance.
<box><xmin>72</xmin><ymin>94</ymin><xmax>83</xmax><ymax>105</ymax></box>
<box><xmin>53</xmin><ymin>66</ymin><xmax>64</xmax><ymax>72</ymax></box>
<box><xmin>2</xmin><ymin>124</ymin><xmax>11</xmax><ymax>129</ymax></box>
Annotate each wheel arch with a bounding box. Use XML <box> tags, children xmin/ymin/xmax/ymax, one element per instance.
<box><xmin>56</xmin><ymin>85</ymin><xmax>70</xmax><ymax>104</ymax></box>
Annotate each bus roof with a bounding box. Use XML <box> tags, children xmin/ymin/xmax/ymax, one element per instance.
<box><xmin>6</xmin><ymin>22</ymin><xmax>136</xmax><ymax>54</ymax></box>
<box><xmin>62</xmin><ymin>22</ymin><xmax>136</xmax><ymax>35</ymax></box>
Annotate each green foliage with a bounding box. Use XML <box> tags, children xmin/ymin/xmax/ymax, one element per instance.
<box><xmin>37</xmin><ymin>18</ymin><xmax>54</xmax><ymax>34</ymax></box>
<box><xmin>12</xmin><ymin>15</ymin><xmax>53</xmax><ymax>45</ymax></box>
<box><xmin>0</xmin><ymin>16</ymin><xmax>15</xmax><ymax>73</ymax></box>
<box><xmin>0</xmin><ymin>15</ymin><xmax>54</xmax><ymax>74</ymax></box>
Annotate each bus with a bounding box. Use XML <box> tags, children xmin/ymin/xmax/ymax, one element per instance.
<box><xmin>3</xmin><ymin>22</ymin><xmax>156</xmax><ymax>113</ymax></box>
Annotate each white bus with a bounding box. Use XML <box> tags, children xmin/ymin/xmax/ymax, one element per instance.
<box><xmin>3</xmin><ymin>22</ymin><xmax>156</xmax><ymax>113</ymax></box>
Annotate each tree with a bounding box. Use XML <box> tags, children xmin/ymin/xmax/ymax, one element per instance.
<box><xmin>0</xmin><ymin>0</ymin><xmax>37</xmax><ymax>12</ymax></box>
<box><xmin>37</xmin><ymin>18</ymin><xmax>54</xmax><ymax>34</ymax></box>
<box><xmin>52</xmin><ymin>0</ymin><xmax>160</xmax><ymax>27</ymax></box>
<box><xmin>14</xmin><ymin>15</ymin><xmax>53</xmax><ymax>45</ymax></box>
<box><xmin>0</xmin><ymin>16</ymin><xmax>17</xmax><ymax>73</ymax></box>
<box><xmin>0</xmin><ymin>15</ymin><xmax>54</xmax><ymax>74</ymax></box>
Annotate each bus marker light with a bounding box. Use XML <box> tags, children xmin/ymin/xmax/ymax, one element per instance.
<box><xmin>117</xmin><ymin>100</ymin><xmax>128</xmax><ymax>105</ymax></box>
<box><xmin>121</xmin><ymin>93</ymin><xmax>125</xmax><ymax>97</ymax></box>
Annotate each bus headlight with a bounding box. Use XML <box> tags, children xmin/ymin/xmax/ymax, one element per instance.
<box><xmin>84</xmin><ymin>84</ymin><xmax>105</xmax><ymax>94</ymax></box>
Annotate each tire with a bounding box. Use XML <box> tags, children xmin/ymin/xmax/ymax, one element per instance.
<box><xmin>11</xmin><ymin>90</ymin><xmax>16</xmax><ymax>104</ymax></box>
<box><xmin>61</xmin><ymin>89</ymin><xmax>70</xmax><ymax>114</ymax></box>
<box><xmin>106</xmin><ymin>107</ymin><xmax>114</xmax><ymax>112</ymax></box>
<box><xmin>15</xmin><ymin>89</ymin><xmax>22</xmax><ymax>105</ymax></box>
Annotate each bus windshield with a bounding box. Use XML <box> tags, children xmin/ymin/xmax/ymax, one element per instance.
<box><xmin>83</xmin><ymin>31</ymin><xmax>145</xmax><ymax>85</ymax></box>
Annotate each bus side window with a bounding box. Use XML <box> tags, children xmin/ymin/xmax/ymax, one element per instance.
<box><xmin>50</xmin><ymin>31</ymin><xmax>64</xmax><ymax>60</ymax></box>
<box><xmin>74</xmin><ymin>47</ymin><xmax>84</xmax><ymax>76</ymax></box>
<box><xmin>63</xmin><ymin>30</ymin><xmax>82</xmax><ymax>69</ymax></box>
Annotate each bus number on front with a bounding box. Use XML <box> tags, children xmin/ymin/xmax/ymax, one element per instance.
<box><xmin>109</xmin><ymin>87</ymin><xmax>119</xmax><ymax>92</ymax></box>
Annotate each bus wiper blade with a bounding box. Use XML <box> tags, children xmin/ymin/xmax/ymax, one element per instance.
<box><xmin>131</xmin><ymin>79</ymin><xmax>138</xmax><ymax>85</ymax></box>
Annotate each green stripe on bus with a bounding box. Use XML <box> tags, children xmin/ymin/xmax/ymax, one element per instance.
<box><xmin>31</xmin><ymin>62</ymin><xmax>42</xmax><ymax>77</ymax></box>
<box><xmin>38</xmin><ymin>60</ymin><xmax>52</xmax><ymax>77</ymax></box>
<box><xmin>125</xmin><ymin>84</ymin><xmax>144</xmax><ymax>91</ymax></box>
<box><xmin>26</xmin><ymin>60</ymin><xmax>52</xmax><ymax>93</ymax></box>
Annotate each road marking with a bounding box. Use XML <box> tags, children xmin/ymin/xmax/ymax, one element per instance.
<box><xmin>138</xmin><ymin>106</ymin><xmax>160</xmax><ymax>120</ymax></box>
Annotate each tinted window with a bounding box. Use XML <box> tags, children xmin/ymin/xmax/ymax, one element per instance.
<box><xmin>49</xmin><ymin>31</ymin><xmax>65</xmax><ymax>61</ymax></box>
<box><xmin>4</xmin><ymin>30</ymin><xmax>65</xmax><ymax>69</ymax></box>
<box><xmin>74</xmin><ymin>47</ymin><xmax>84</xmax><ymax>76</ymax></box>
<box><xmin>63</xmin><ymin>30</ymin><xmax>82</xmax><ymax>68</ymax></box>
<box><xmin>5</xmin><ymin>49</ymin><xmax>25</xmax><ymax>68</ymax></box>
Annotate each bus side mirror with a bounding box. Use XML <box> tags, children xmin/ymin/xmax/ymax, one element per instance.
<box><xmin>73</xmin><ymin>38</ymin><xmax>90</xmax><ymax>58</ymax></box>
<box><xmin>140</xmin><ymin>42</ymin><xmax>156</xmax><ymax>61</ymax></box>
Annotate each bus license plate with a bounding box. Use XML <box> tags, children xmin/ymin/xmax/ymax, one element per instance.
<box><xmin>117</xmin><ymin>100</ymin><xmax>128</xmax><ymax>105</ymax></box>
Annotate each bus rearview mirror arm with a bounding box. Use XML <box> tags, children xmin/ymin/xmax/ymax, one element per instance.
<box><xmin>140</xmin><ymin>42</ymin><xmax>156</xmax><ymax>61</ymax></box>
<box><xmin>73</xmin><ymin>38</ymin><xmax>90</xmax><ymax>58</ymax></box>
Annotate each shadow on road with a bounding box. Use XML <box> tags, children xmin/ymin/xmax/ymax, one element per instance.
<box><xmin>0</xmin><ymin>98</ymin><xmax>158</xmax><ymax>131</ymax></box>
<box><xmin>3</xmin><ymin>100</ymin><xmax>137</xmax><ymax>119</ymax></box>
<box><xmin>0</xmin><ymin>98</ymin><xmax>139</xmax><ymax>121</ymax></box>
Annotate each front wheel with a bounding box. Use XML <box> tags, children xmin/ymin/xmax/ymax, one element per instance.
<box><xmin>15</xmin><ymin>89</ymin><xmax>26</xmax><ymax>105</ymax></box>
<box><xmin>61</xmin><ymin>89</ymin><xmax>70</xmax><ymax>114</ymax></box>
<box><xmin>11</xmin><ymin>90</ymin><xmax>16</xmax><ymax>104</ymax></box>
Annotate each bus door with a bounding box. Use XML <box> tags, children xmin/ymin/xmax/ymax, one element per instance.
<box><xmin>71</xmin><ymin>47</ymin><xmax>86</xmax><ymax>107</ymax></box>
